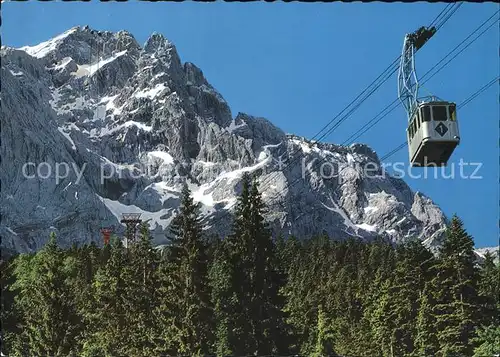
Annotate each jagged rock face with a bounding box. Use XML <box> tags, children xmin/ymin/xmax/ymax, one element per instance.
<box><xmin>1</xmin><ymin>26</ymin><xmax>448</xmax><ymax>253</ymax></box>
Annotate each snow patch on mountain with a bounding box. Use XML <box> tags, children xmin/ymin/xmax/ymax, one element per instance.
<box><xmin>54</xmin><ymin>57</ymin><xmax>73</xmax><ymax>70</ymax></box>
<box><xmin>57</xmin><ymin>127</ymin><xmax>77</xmax><ymax>150</ymax></box>
<box><xmin>148</xmin><ymin>151</ymin><xmax>174</xmax><ymax>165</ymax></box>
<box><xmin>73</xmin><ymin>50</ymin><xmax>127</xmax><ymax>77</ymax></box>
<box><xmin>97</xmin><ymin>195</ymin><xmax>173</xmax><ymax>230</ymax></box>
<box><xmin>475</xmin><ymin>246</ymin><xmax>499</xmax><ymax>263</ymax></box>
<box><xmin>356</xmin><ymin>223</ymin><xmax>377</xmax><ymax>232</ymax></box>
<box><xmin>134</xmin><ymin>83</ymin><xmax>167</xmax><ymax>99</ymax></box>
<box><xmin>20</xmin><ymin>27</ymin><xmax>78</xmax><ymax>58</ymax></box>
<box><xmin>9</xmin><ymin>69</ymin><xmax>24</xmax><ymax>76</ymax></box>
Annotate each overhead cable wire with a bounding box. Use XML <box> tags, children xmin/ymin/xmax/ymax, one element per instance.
<box><xmin>256</xmin><ymin>23</ymin><xmax>498</xmax><ymax>215</ymax></box>
<box><xmin>343</xmin><ymin>10</ymin><xmax>499</xmax><ymax>147</ymax></box>
<box><xmin>204</xmin><ymin>5</ymin><xmax>466</xmax><ymax>228</ymax></box>
<box><xmin>255</xmin><ymin>3</ymin><xmax>464</xmax><ymax>194</ymax></box>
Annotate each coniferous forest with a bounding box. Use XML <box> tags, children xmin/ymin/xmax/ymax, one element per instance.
<box><xmin>1</xmin><ymin>174</ymin><xmax>499</xmax><ymax>357</ymax></box>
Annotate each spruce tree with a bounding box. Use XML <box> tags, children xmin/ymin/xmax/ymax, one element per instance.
<box><xmin>283</xmin><ymin>235</ymin><xmax>337</xmax><ymax>355</ymax></box>
<box><xmin>472</xmin><ymin>324</ymin><xmax>500</xmax><ymax>357</ymax></box>
<box><xmin>414</xmin><ymin>283</ymin><xmax>439</xmax><ymax>356</ymax></box>
<box><xmin>209</xmin><ymin>236</ymin><xmax>236</xmax><ymax>356</ymax></box>
<box><xmin>10</xmin><ymin>233</ymin><xmax>80</xmax><ymax>356</ymax></box>
<box><xmin>154</xmin><ymin>256</ymin><xmax>179</xmax><ymax>355</ymax></box>
<box><xmin>370</xmin><ymin>277</ymin><xmax>395</xmax><ymax>356</ymax></box>
<box><xmin>248</xmin><ymin>176</ymin><xmax>287</xmax><ymax>354</ymax></box>
<box><xmin>431</xmin><ymin>215</ymin><xmax>482</xmax><ymax>356</ymax></box>
<box><xmin>61</xmin><ymin>244</ymin><xmax>99</xmax><ymax>354</ymax></box>
<box><xmin>312</xmin><ymin>305</ymin><xmax>335</xmax><ymax>357</ymax></box>
<box><xmin>81</xmin><ymin>236</ymin><xmax>131</xmax><ymax>356</ymax></box>
<box><xmin>211</xmin><ymin>173</ymin><xmax>254</xmax><ymax>355</ymax></box>
<box><xmin>160</xmin><ymin>184</ymin><xmax>214</xmax><ymax>356</ymax></box>
<box><xmin>275</xmin><ymin>235</ymin><xmax>302</xmax><ymax>352</ymax></box>
<box><xmin>0</xmin><ymin>257</ymin><xmax>21</xmax><ymax>355</ymax></box>
<box><xmin>125</xmin><ymin>223</ymin><xmax>160</xmax><ymax>355</ymax></box>
<box><xmin>211</xmin><ymin>173</ymin><xmax>285</xmax><ymax>355</ymax></box>
<box><xmin>473</xmin><ymin>251</ymin><xmax>500</xmax><ymax>356</ymax></box>
<box><xmin>478</xmin><ymin>250</ymin><xmax>499</xmax><ymax>325</ymax></box>
<box><xmin>384</xmin><ymin>240</ymin><xmax>434</xmax><ymax>356</ymax></box>
<box><xmin>281</xmin><ymin>237</ymin><xmax>317</xmax><ymax>355</ymax></box>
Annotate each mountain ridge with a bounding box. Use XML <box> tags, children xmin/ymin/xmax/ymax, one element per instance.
<box><xmin>1</xmin><ymin>26</ymin><xmax>451</xmax><ymax>253</ymax></box>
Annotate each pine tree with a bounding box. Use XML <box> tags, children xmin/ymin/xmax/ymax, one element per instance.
<box><xmin>125</xmin><ymin>223</ymin><xmax>160</xmax><ymax>355</ymax></box>
<box><xmin>209</xmin><ymin>236</ymin><xmax>236</xmax><ymax>356</ymax></box>
<box><xmin>81</xmin><ymin>236</ymin><xmax>131</xmax><ymax>356</ymax></box>
<box><xmin>61</xmin><ymin>244</ymin><xmax>99</xmax><ymax>354</ymax></box>
<box><xmin>160</xmin><ymin>184</ymin><xmax>214</xmax><ymax>356</ymax></box>
<box><xmin>370</xmin><ymin>277</ymin><xmax>395</xmax><ymax>356</ymax></box>
<box><xmin>1</xmin><ymin>257</ymin><xmax>21</xmax><ymax>355</ymax></box>
<box><xmin>334</xmin><ymin>239</ymin><xmax>377</xmax><ymax>355</ymax></box>
<box><xmin>432</xmin><ymin>215</ymin><xmax>482</xmax><ymax>356</ymax></box>
<box><xmin>211</xmin><ymin>173</ymin><xmax>254</xmax><ymax>355</ymax></box>
<box><xmin>275</xmin><ymin>235</ymin><xmax>302</xmax><ymax>352</ymax></box>
<box><xmin>312</xmin><ymin>305</ymin><xmax>335</xmax><ymax>357</ymax></box>
<box><xmin>154</xmin><ymin>256</ymin><xmax>179</xmax><ymax>355</ymax></box>
<box><xmin>10</xmin><ymin>233</ymin><xmax>81</xmax><ymax>356</ymax></box>
<box><xmin>383</xmin><ymin>240</ymin><xmax>434</xmax><ymax>356</ymax></box>
<box><xmin>283</xmin><ymin>235</ymin><xmax>337</xmax><ymax>355</ymax></box>
<box><xmin>211</xmin><ymin>174</ymin><xmax>286</xmax><ymax>355</ymax></box>
<box><xmin>248</xmin><ymin>176</ymin><xmax>287</xmax><ymax>354</ymax></box>
<box><xmin>478</xmin><ymin>251</ymin><xmax>499</xmax><ymax>326</ymax></box>
<box><xmin>472</xmin><ymin>324</ymin><xmax>500</xmax><ymax>357</ymax></box>
<box><xmin>414</xmin><ymin>283</ymin><xmax>439</xmax><ymax>356</ymax></box>
<box><xmin>472</xmin><ymin>251</ymin><xmax>500</xmax><ymax>356</ymax></box>
<box><xmin>281</xmin><ymin>237</ymin><xmax>317</xmax><ymax>355</ymax></box>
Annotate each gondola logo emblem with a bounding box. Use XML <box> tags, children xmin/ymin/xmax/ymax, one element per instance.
<box><xmin>435</xmin><ymin>122</ymin><xmax>448</xmax><ymax>137</ymax></box>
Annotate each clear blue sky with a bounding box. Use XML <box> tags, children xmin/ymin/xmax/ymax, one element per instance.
<box><xmin>3</xmin><ymin>2</ymin><xmax>499</xmax><ymax>248</ymax></box>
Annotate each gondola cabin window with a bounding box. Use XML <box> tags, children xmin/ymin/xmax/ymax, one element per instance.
<box><xmin>421</xmin><ymin>105</ymin><xmax>431</xmax><ymax>122</ymax></box>
<box><xmin>448</xmin><ymin>104</ymin><xmax>457</xmax><ymax>121</ymax></box>
<box><xmin>432</xmin><ymin>105</ymin><xmax>448</xmax><ymax>121</ymax></box>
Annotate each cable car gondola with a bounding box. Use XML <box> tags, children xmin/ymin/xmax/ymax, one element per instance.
<box><xmin>406</xmin><ymin>99</ymin><xmax>460</xmax><ymax>166</ymax></box>
<box><xmin>398</xmin><ymin>26</ymin><xmax>460</xmax><ymax>167</ymax></box>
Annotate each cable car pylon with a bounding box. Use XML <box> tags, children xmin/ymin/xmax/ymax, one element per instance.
<box><xmin>398</xmin><ymin>26</ymin><xmax>460</xmax><ymax>167</ymax></box>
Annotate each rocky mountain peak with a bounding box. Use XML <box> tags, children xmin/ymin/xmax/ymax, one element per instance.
<box><xmin>144</xmin><ymin>32</ymin><xmax>178</xmax><ymax>59</ymax></box>
<box><xmin>1</xmin><ymin>27</ymin><xmax>451</xmax><ymax>253</ymax></box>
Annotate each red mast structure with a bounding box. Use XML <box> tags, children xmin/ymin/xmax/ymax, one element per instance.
<box><xmin>100</xmin><ymin>227</ymin><xmax>113</xmax><ymax>245</ymax></box>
